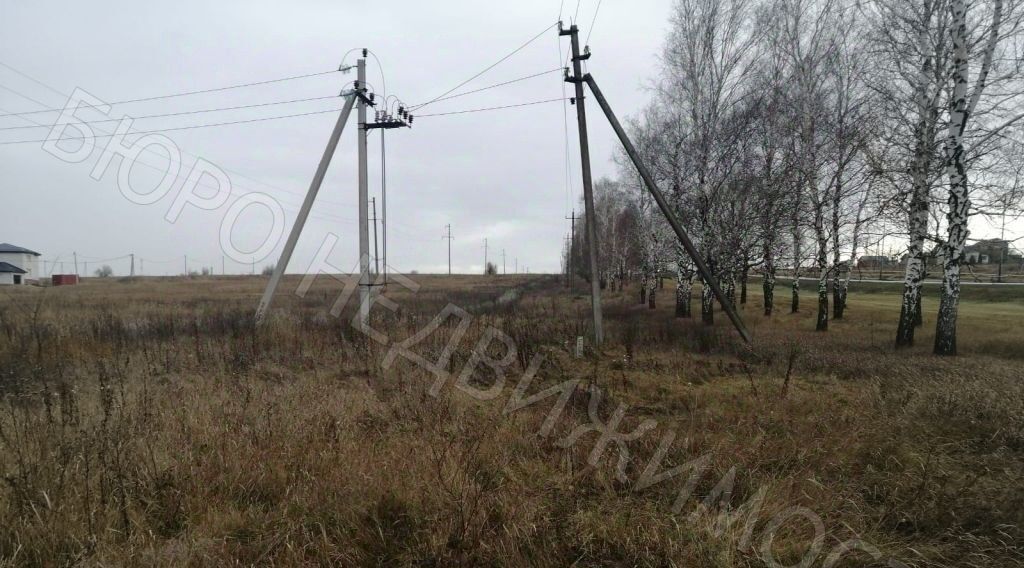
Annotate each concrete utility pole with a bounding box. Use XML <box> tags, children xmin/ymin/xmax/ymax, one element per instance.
<box><xmin>140</xmin><ymin>258</ymin><xmax>144</xmax><ymax>275</ymax></box>
<box><xmin>130</xmin><ymin>253</ymin><xmax>135</xmax><ymax>278</ymax></box>
<box><xmin>371</xmin><ymin>196</ymin><xmax>380</xmax><ymax>276</ymax></box>
<box><xmin>483</xmin><ymin>238</ymin><xmax>489</xmax><ymax>274</ymax></box>
<box><xmin>562</xmin><ymin>23</ymin><xmax>604</xmax><ymax>346</ymax></box>
<box><xmin>73</xmin><ymin>252</ymin><xmax>79</xmax><ymax>276</ymax></box>
<box><xmin>255</xmin><ymin>74</ymin><xmax>358</xmax><ymax>324</ymax></box>
<box><xmin>443</xmin><ymin>224</ymin><xmax>453</xmax><ymax>275</ymax></box>
<box><xmin>357</xmin><ymin>57</ymin><xmax>371</xmax><ymax>326</ymax></box>
<box><xmin>502</xmin><ymin>249</ymin><xmax>506</xmax><ymax>274</ymax></box>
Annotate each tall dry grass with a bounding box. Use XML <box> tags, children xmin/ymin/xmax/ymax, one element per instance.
<box><xmin>0</xmin><ymin>275</ymin><xmax>1021</xmax><ymax>566</ymax></box>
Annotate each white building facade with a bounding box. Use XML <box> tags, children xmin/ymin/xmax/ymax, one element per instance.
<box><xmin>0</xmin><ymin>243</ymin><xmax>42</xmax><ymax>284</ymax></box>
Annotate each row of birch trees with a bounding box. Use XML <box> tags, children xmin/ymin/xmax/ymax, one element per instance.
<box><xmin>562</xmin><ymin>0</ymin><xmax>1024</xmax><ymax>355</ymax></box>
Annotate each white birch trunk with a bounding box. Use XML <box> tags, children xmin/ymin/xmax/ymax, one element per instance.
<box><xmin>934</xmin><ymin>0</ymin><xmax>1003</xmax><ymax>355</ymax></box>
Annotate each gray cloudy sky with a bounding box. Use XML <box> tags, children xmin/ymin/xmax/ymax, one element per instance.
<box><xmin>0</xmin><ymin>0</ymin><xmax>673</xmax><ymax>276</ymax></box>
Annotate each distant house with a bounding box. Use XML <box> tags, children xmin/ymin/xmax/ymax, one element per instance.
<box><xmin>857</xmin><ymin>255</ymin><xmax>894</xmax><ymax>269</ymax></box>
<box><xmin>0</xmin><ymin>243</ymin><xmax>41</xmax><ymax>284</ymax></box>
<box><xmin>0</xmin><ymin>262</ymin><xmax>28</xmax><ymax>285</ymax></box>
<box><xmin>964</xmin><ymin>239</ymin><xmax>1020</xmax><ymax>265</ymax></box>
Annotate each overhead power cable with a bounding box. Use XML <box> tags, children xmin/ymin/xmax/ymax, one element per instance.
<box><xmin>0</xmin><ymin>65</ymin><xmax>376</xmax><ymax>229</ymax></box>
<box><xmin>585</xmin><ymin>0</ymin><xmax>604</xmax><ymax>46</ymax></box>
<box><xmin>0</xmin><ymin>106</ymin><xmax>348</xmax><ymax>145</ymax></box>
<box><xmin>0</xmin><ymin>67</ymin><xmax>340</xmax><ymax>119</ymax></box>
<box><xmin>409</xmin><ymin>21</ymin><xmax>557</xmax><ymax>112</ymax></box>
<box><xmin>0</xmin><ymin>93</ymin><xmax>343</xmax><ymax>131</ymax></box>
<box><xmin>407</xmin><ymin>67</ymin><xmax>563</xmax><ymax>108</ymax></box>
<box><xmin>0</xmin><ymin>78</ymin><xmax>360</xmax><ymax>222</ymax></box>
<box><xmin>416</xmin><ymin>97</ymin><xmax>569</xmax><ymax>118</ymax></box>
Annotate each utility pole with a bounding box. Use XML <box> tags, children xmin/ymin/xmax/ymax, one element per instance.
<box><xmin>565</xmin><ymin>210</ymin><xmax>578</xmax><ymax>292</ymax></box>
<box><xmin>83</xmin><ymin>261</ymin><xmax>88</xmax><ymax>276</ymax></box>
<box><xmin>443</xmin><ymin>224</ymin><xmax>453</xmax><ymax>275</ymax></box>
<box><xmin>130</xmin><ymin>254</ymin><xmax>135</xmax><ymax>278</ymax></box>
<box><xmin>582</xmin><ymin>70</ymin><xmax>751</xmax><ymax>343</ymax></box>
<box><xmin>73</xmin><ymin>252</ymin><xmax>79</xmax><ymax>276</ymax></box>
<box><xmin>370</xmin><ymin>196</ymin><xmax>380</xmax><ymax>276</ymax></box>
<box><xmin>562</xmin><ymin>24</ymin><xmax>604</xmax><ymax>346</ymax></box>
<box><xmin>357</xmin><ymin>56</ymin><xmax>371</xmax><ymax>327</ymax></box>
<box><xmin>140</xmin><ymin>258</ymin><xmax>144</xmax><ymax>276</ymax></box>
<box><xmin>254</xmin><ymin>51</ymin><xmax>407</xmax><ymax>324</ymax></box>
<box><xmin>502</xmin><ymin>249</ymin><xmax>506</xmax><ymax>274</ymax></box>
<box><xmin>483</xmin><ymin>238</ymin><xmax>489</xmax><ymax>274</ymax></box>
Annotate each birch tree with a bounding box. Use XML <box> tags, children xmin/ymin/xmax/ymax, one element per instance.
<box><xmin>662</xmin><ymin>0</ymin><xmax>760</xmax><ymax>325</ymax></box>
<box><xmin>934</xmin><ymin>0</ymin><xmax>1018</xmax><ymax>354</ymax></box>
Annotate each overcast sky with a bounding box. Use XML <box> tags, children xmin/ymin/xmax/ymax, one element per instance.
<box><xmin>2</xmin><ymin>1</ymin><xmax>1018</xmax><ymax>278</ymax></box>
<box><xmin>0</xmin><ymin>0</ymin><xmax>675</xmax><ymax>276</ymax></box>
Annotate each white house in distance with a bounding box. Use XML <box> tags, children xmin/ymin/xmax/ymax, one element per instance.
<box><xmin>0</xmin><ymin>243</ymin><xmax>42</xmax><ymax>285</ymax></box>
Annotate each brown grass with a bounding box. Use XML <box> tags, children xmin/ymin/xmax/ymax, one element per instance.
<box><xmin>0</xmin><ymin>274</ymin><xmax>1021</xmax><ymax>566</ymax></box>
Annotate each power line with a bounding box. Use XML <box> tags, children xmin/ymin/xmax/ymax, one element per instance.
<box><xmin>407</xmin><ymin>67</ymin><xmax>563</xmax><ymax>108</ymax></box>
<box><xmin>0</xmin><ymin>105</ymin><xmax>349</xmax><ymax>145</ymax></box>
<box><xmin>0</xmin><ymin>61</ymin><xmax>390</xmax><ymax>224</ymax></box>
<box><xmin>415</xmin><ymin>97</ymin><xmax>569</xmax><ymax>118</ymax></box>
<box><xmin>584</xmin><ymin>0</ymin><xmax>604</xmax><ymax>46</ymax></box>
<box><xmin>557</xmin><ymin>31</ymin><xmax>574</xmax><ymax>218</ymax></box>
<box><xmin>409</xmin><ymin>21</ymin><xmax>557</xmax><ymax>112</ymax></box>
<box><xmin>0</xmin><ymin>82</ymin><xmax>369</xmax><ymax>230</ymax></box>
<box><xmin>0</xmin><ymin>93</ymin><xmax>345</xmax><ymax>131</ymax></box>
<box><xmin>0</xmin><ymin>65</ymin><xmax>341</xmax><ymax>118</ymax></box>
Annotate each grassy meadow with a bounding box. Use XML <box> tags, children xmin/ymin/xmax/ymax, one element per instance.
<box><xmin>0</xmin><ymin>274</ymin><xmax>1021</xmax><ymax>567</ymax></box>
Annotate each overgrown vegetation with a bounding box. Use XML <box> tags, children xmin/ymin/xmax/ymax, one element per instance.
<box><xmin>0</xmin><ymin>275</ymin><xmax>1021</xmax><ymax>566</ymax></box>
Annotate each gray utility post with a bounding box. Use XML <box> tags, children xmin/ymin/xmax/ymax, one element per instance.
<box><xmin>130</xmin><ymin>253</ymin><xmax>135</xmax><ymax>278</ymax></box>
<box><xmin>357</xmin><ymin>58</ymin><xmax>371</xmax><ymax>327</ymax></box>
<box><xmin>583</xmin><ymin>72</ymin><xmax>751</xmax><ymax>343</ymax></box>
<box><xmin>562</xmin><ymin>23</ymin><xmax>604</xmax><ymax>346</ymax></box>
<box><xmin>443</xmin><ymin>224</ymin><xmax>453</xmax><ymax>274</ymax></box>
<box><xmin>502</xmin><ymin>249</ymin><xmax>506</xmax><ymax>274</ymax></box>
<box><xmin>255</xmin><ymin>77</ymin><xmax>358</xmax><ymax>324</ymax></box>
<box><xmin>371</xmin><ymin>196</ymin><xmax>380</xmax><ymax>275</ymax></box>
<box><xmin>483</xmin><ymin>238</ymin><xmax>489</xmax><ymax>273</ymax></box>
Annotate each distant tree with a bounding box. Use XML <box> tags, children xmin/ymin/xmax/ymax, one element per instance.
<box><xmin>485</xmin><ymin>262</ymin><xmax>497</xmax><ymax>275</ymax></box>
<box><xmin>94</xmin><ymin>265</ymin><xmax>114</xmax><ymax>278</ymax></box>
<box><xmin>201</xmin><ymin>267</ymin><xmax>211</xmax><ymax>276</ymax></box>
<box><xmin>262</xmin><ymin>264</ymin><xmax>276</xmax><ymax>276</ymax></box>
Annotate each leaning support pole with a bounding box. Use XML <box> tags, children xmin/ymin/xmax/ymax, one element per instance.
<box><xmin>255</xmin><ymin>93</ymin><xmax>357</xmax><ymax>325</ymax></box>
<box><xmin>584</xmin><ymin>74</ymin><xmax>751</xmax><ymax>343</ymax></box>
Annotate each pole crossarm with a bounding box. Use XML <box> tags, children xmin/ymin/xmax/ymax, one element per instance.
<box><xmin>582</xmin><ymin>73</ymin><xmax>752</xmax><ymax>344</ymax></box>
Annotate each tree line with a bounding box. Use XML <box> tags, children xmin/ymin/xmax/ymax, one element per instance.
<box><xmin>563</xmin><ymin>0</ymin><xmax>1024</xmax><ymax>355</ymax></box>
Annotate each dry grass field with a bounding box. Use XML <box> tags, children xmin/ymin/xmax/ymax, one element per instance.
<box><xmin>0</xmin><ymin>274</ymin><xmax>1022</xmax><ymax>567</ymax></box>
